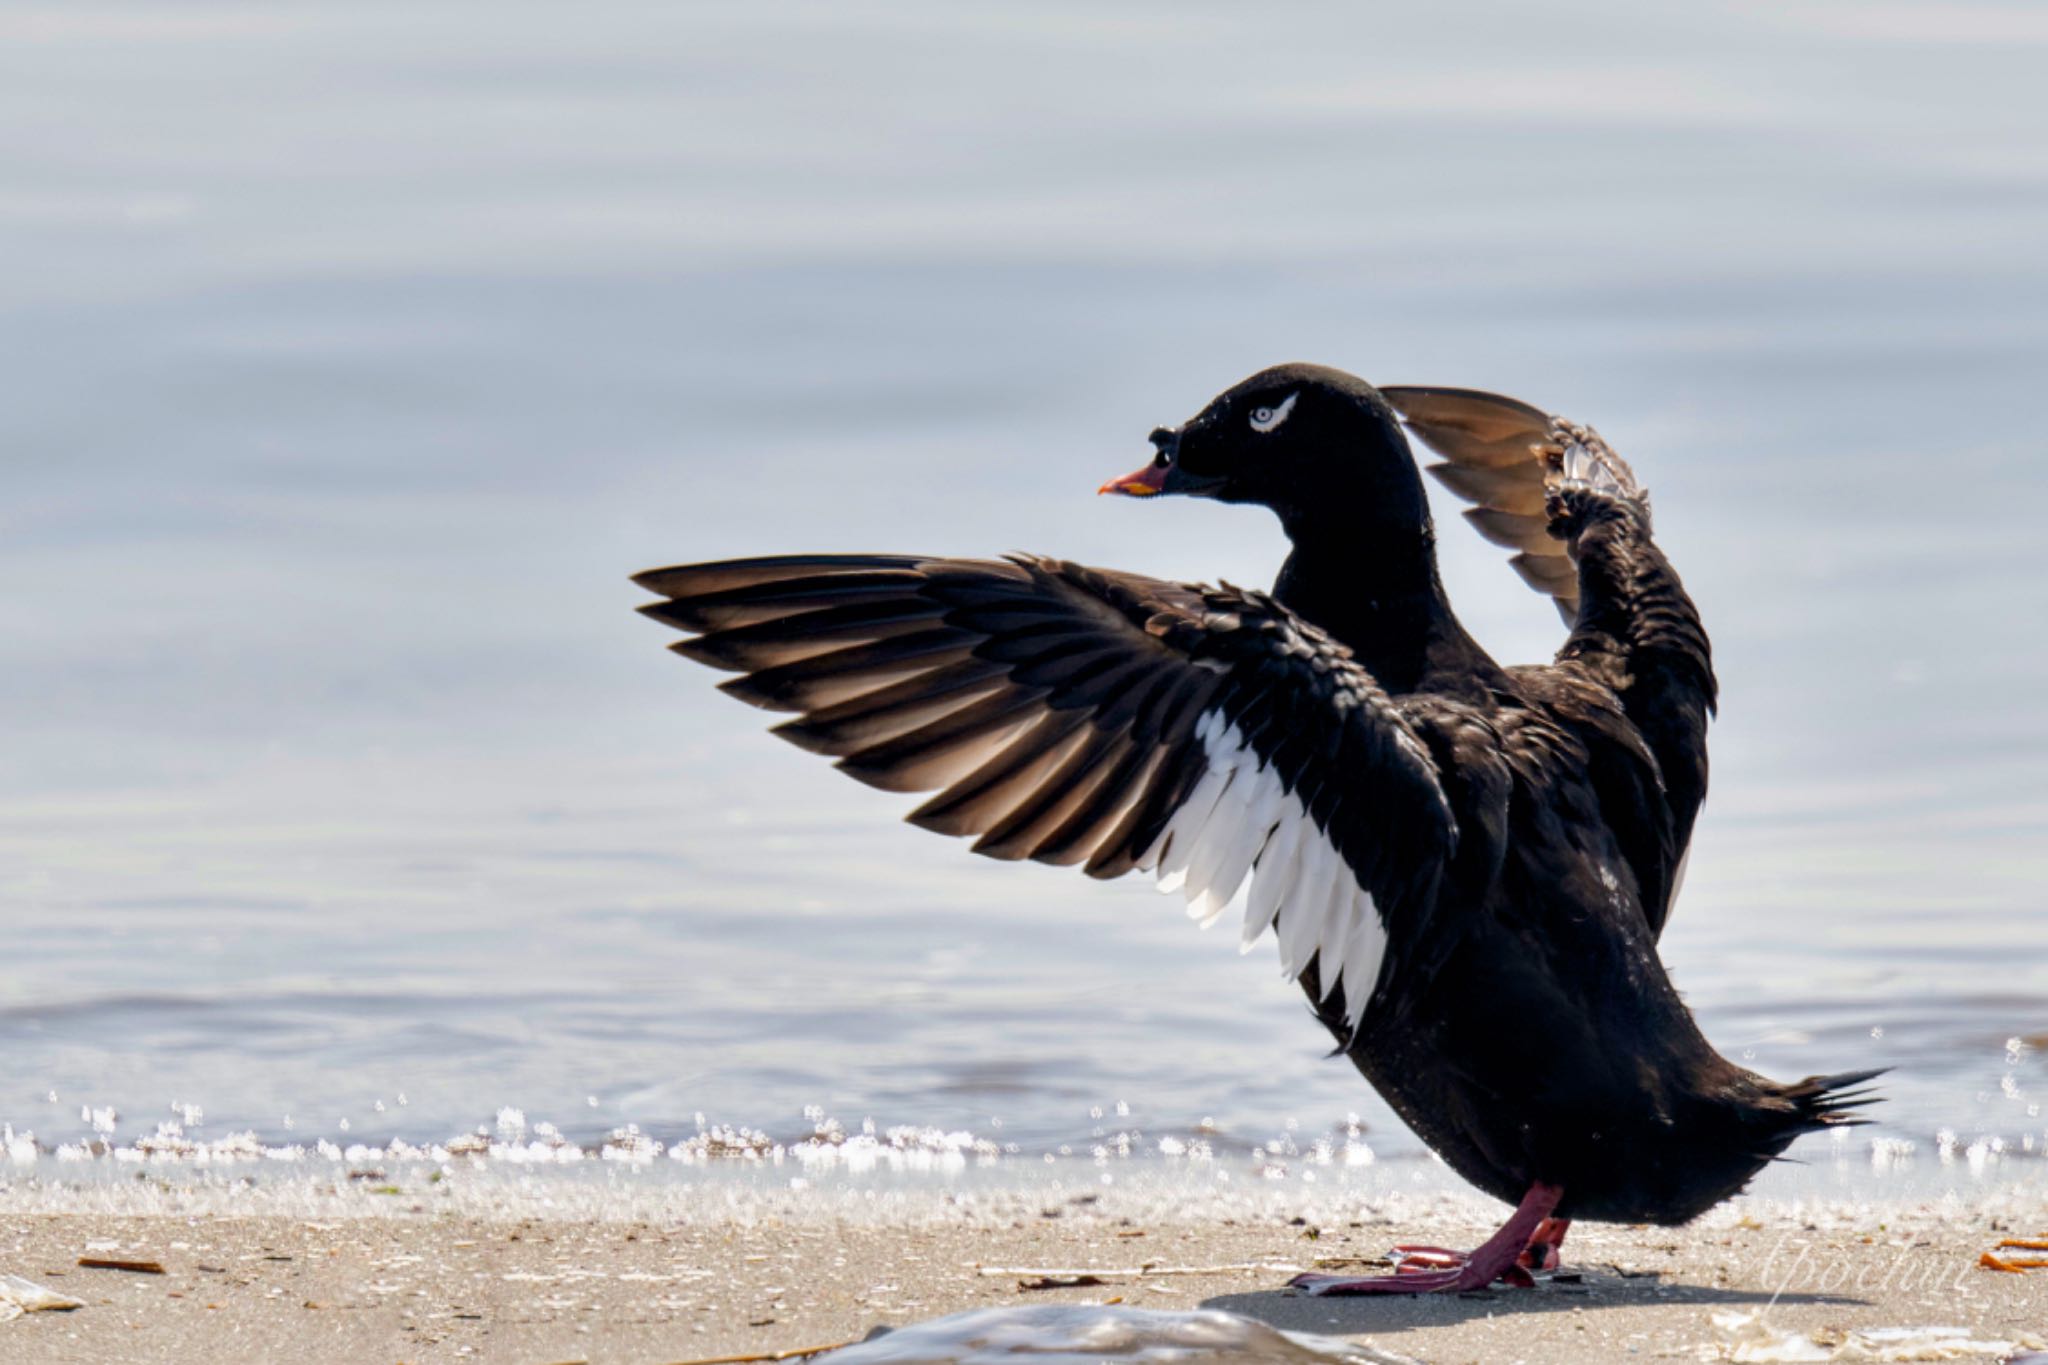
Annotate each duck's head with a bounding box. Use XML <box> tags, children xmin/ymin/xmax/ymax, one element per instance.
<box><xmin>1101</xmin><ymin>363</ymin><xmax>1426</xmax><ymax>533</ymax></box>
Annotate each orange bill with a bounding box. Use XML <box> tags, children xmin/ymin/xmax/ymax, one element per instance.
<box><xmin>1098</xmin><ymin>460</ymin><xmax>1169</xmax><ymax>497</ymax></box>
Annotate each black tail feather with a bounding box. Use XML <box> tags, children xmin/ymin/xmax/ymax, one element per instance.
<box><xmin>1783</xmin><ymin>1067</ymin><xmax>1889</xmax><ymax>1131</ymax></box>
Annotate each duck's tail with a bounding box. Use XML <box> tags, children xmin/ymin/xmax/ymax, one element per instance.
<box><xmin>1634</xmin><ymin>1068</ymin><xmax>1891</xmax><ymax>1224</ymax></box>
<box><xmin>1781</xmin><ymin>1067</ymin><xmax>1888</xmax><ymax>1129</ymax></box>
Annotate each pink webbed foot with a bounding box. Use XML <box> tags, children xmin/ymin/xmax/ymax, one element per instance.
<box><xmin>1519</xmin><ymin>1216</ymin><xmax>1571</xmax><ymax>1273</ymax></box>
<box><xmin>1286</xmin><ymin>1182</ymin><xmax>1564</xmax><ymax>1296</ymax></box>
<box><xmin>1397</xmin><ymin>1245</ymin><xmax>1539</xmax><ymax>1288</ymax></box>
<box><xmin>1290</xmin><ymin>1263</ymin><xmax>1499</xmax><ymax>1295</ymax></box>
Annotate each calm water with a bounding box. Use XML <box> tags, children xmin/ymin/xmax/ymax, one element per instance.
<box><xmin>4</xmin><ymin>2</ymin><xmax>2047</xmax><ymax>1193</ymax></box>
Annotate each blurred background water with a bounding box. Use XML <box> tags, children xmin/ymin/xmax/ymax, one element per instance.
<box><xmin>3</xmin><ymin>1</ymin><xmax>2046</xmax><ymax>1189</ymax></box>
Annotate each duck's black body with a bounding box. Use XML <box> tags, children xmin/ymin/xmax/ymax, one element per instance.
<box><xmin>1316</xmin><ymin>658</ymin><xmax>1840</xmax><ymax>1223</ymax></box>
<box><xmin>635</xmin><ymin>363</ymin><xmax>1877</xmax><ymax>1272</ymax></box>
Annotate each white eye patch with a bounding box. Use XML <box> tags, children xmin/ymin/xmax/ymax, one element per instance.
<box><xmin>1248</xmin><ymin>391</ymin><xmax>1298</xmax><ymax>434</ymax></box>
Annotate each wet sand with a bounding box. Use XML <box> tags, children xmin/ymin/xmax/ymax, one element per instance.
<box><xmin>5</xmin><ymin>1191</ymin><xmax>2047</xmax><ymax>1364</ymax></box>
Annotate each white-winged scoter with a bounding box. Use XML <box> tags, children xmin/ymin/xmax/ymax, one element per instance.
<box><xmin>633</xmin><ymin>363</ymin><xmax>1880</xmax><ymax>1294</ymax></box>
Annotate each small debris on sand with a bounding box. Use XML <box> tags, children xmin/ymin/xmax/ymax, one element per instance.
<box><xmin>1</xmin><ymin>1273</ymin><xmax>87</xmax><ymax>1320</ymax></box>
<box><xmin>76</xmin><ymin>1257</ymin><xmax>166</xmax><ymax>1275</ymax></box>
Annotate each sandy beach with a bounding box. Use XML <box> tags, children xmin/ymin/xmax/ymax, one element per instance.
<box><xmin>5</xmin><ymin>1176</ymin><xmax>2047</xmax><ymax>1364</ymax></box>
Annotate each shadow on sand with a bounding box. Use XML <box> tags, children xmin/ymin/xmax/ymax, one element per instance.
<box><xmin>1203</xmin><ymin>1267</ymin><xmax>1866</xmax><ymax>1340</ymax></box>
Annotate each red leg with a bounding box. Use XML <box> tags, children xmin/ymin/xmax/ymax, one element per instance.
<box><xmin>1289</xmin><ymin>1182</ymin><xmax>1564</xmax><ymax>1296</ymax></box>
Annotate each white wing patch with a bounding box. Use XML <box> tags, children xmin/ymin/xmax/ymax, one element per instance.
<box><xmin>1248</xmin><ymin>391</ymin><xmax>1299</xmax><ymax>434</ymax></box>
<box><xmin>1139</xmin><ymin>708</ymin><xmax>1388</xmax><ymax>1032</ymax></box>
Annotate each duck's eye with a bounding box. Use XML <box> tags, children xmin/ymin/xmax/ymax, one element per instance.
<box><xmin>1248</xmin><ymin>391</ymin><xmax>1298</xmax><ymax>434</ymax></box>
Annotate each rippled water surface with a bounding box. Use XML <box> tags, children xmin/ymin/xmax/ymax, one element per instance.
<box><xmin>4</xmin><ymin>1</ymin><xmax>2047</xmax><ymax>1194</ymax></box>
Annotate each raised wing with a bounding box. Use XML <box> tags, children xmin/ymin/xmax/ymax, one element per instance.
<box><xmin>1380</xmin><ymin>387</ymin><xmax>1715</xmax><ymax>936</ymax></box>
<box><xmin>1380</xmin><ymin>386</ymin><xmax>1641</xmax><ymax>626</ymax></box>
<box><xmin>634</xmin><ymin>553</ymin><xmax>1456</xmax><ymax>1030</ymax></box>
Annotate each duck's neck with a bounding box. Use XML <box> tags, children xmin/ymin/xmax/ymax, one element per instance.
<box><xmin>1272</xmin><ymin>512</ymin><xmax>1505</xmax><ymax>699</ymax></box>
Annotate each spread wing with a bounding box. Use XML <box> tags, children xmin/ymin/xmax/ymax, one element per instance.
<box><xmin>1380</xmin><ymin>386</ymin><xmax>1641</xmax><ymax>627</ymax></box>
<box><xmin>1380</xmin><ymin>387</ymin><xmax>1715</xmax><ymax>937</ymax></box>
<box><xmin>634</xmin><ymin>553</ymin><xmax>1456</xmax><ymax>1030</ymax></box>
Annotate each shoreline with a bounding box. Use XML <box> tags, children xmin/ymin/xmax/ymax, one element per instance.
<box><xmin>5</xmin><ymin>1174</ymin><xmax>2047</xmax><ymax>1363</ymax></box>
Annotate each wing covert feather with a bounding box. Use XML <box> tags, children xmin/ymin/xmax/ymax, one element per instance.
<box><xmin>635</xmin><ymin>553</ymin><xmax>1457</xmax><ymax>1028</ymax></box>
